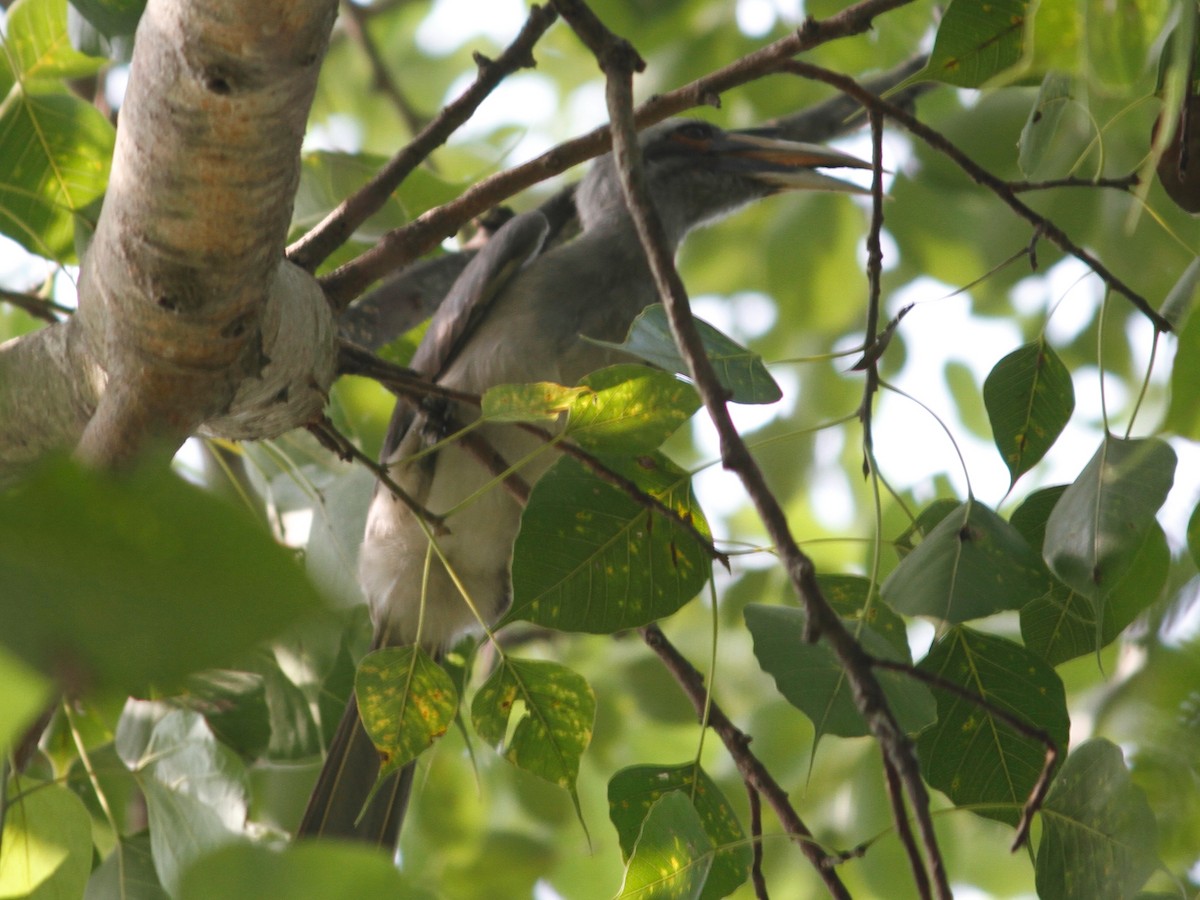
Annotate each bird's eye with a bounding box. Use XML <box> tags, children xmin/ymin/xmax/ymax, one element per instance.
<box><xmin>674</xmin><ymin>122</ymin><xmax>716</xmax><ymax>142</ymax></box>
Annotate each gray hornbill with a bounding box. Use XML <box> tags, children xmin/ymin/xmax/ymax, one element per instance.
<box><xmin>298</xmin><ymin>118</ymin><xmax>870</xmax><ymax>849</ymax></box>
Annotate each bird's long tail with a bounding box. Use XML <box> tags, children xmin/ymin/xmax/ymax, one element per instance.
<box><xmin>296</xmin><ymin>690</ymin><xmax>414</xmax><ymax>849</ymax></box>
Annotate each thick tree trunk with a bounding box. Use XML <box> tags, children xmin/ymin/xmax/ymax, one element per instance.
<box><xmin>0</xmin><ymin>0</ymin><xmax>339</xmax><ymax>475</ymax></box>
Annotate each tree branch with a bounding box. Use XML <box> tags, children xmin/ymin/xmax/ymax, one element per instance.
<box><xmin>778</xmin><ymin>60</ymin><xmax>1171</xmax><ymax>332</ymax></box>
<box><xmin>289</xmin><ymin>3</ymin><xmax>559</xmax><ymax>276</ymax></box>
<box><xmin>318</xmin><ymin>0</ymin><xmax>923</xmax><ymax>308</ymax></box>
<box><xmin>640</xmin><ymin>624</ymin><xmax>849</xmax><ymax>899</ymax></box>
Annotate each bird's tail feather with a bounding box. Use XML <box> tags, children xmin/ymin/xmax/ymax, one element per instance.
<box><xmin>296</xmin><ymin>691</ymin><xmax>414</xmax><ymax>849</ymax></box>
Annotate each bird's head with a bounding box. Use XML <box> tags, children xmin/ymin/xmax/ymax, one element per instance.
<box><xmin>577</xmin><ymin>118</ymin><xmax>874</xmax><ymax>245</ymax></box>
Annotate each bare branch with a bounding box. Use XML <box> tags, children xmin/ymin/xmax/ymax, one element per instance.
<box><xmin>319</xmin><ymin>0</ymin><xmax>923</xmax><ymax>308</ymax></box>
<box><xmin>779</xmin><ymin>60</ymin><xmax>1171</xmax><ymax>332</ymax></box>
<box><xmin>0</xmin><ymin>288</ymin><xmax>70</xmax><ymax>324</ymax></box>
<box><xmin>290</xmin><ymin>3</ymin><xmax>559</xmax><ymax>276</ymax></box>
<box><xmin>641</xmin><ymin>624</ymin><xmax>849</xmax><ymax>899</ymax></box>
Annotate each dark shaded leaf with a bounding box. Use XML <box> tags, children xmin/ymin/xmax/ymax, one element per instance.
<box><xmin>746</xmin><ymin>604</ymin><xmax>936</xmax><ymax>739</ymax></box>
<box><xmin>586</xmin><ymin>304</ymin><xmax>782</xmax><ymax>405</ymax></box>
<box><xmin>0</xmin><ymin>460</ymin><xmax>325</xmax><ymax>696</ymax></box>
<box><xmin>920</xmin><ymin>0</ymin><xmax>1028</xmax><ymax>87</ymax></box>
<box><xmin>882</xmin><ymin>500</ymin><xmax>1047</xmax><ymax>623</ymax></box>
<box><xmin>983</xmin><ymin>339</ymin><xmax>1074</xmax><ymax>486</ymax></box>
<box><xmin>1043</xmin><ymin>435</ymin><xmax>1176</xmax><ymax>602</ymax></box>
<box><xmin>917</xmin><ymin>627</ymin><xmax>1069</xmax><ymax>826</ymax></box>
<box><xmin>508</xmin><ymin>454</ymin><xmax>711</xmax><ymax>633</ymax></box>
<box><xmin>1036</xmin><ymin>740</ymin><xmax>1158</xmax><ymax>900</ymax></box>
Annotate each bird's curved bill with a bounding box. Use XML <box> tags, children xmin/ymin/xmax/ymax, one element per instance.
<box><xmin>715</xmin><ymin>128</ymin><xmax>875</xmax><ymax>194</ymax></box>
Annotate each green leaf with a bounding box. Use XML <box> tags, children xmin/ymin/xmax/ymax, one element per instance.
<box><xmin>745</xmin><ymin>603</ymin><xmax>936</xmax><ymax>740</ymax></box>
<box><xmin>1161</xmin><ymin>257</ymin><xmax>1200</xmax><ymax>331</ymax></box>
<box><xmin>983</xmin><ymin>339</ymin><xmax>1075</xmax><ymax>486</ymax></box>
<box><xmin>608</xmin><ymin>763</ymin><xmax>750</xmax><ymax>900</ymax></box>
<box><xmin>882</xmin><ymin>500</ymin><xmax>1048</xmax><ymax>623</ymax></box>
<box><xmin>1036</xmin><ymin>739</ymin><xmax>1158</xmax><ymax>900</ymax></box>
<box><xmin>118</xmin><ymin>709</ymin><xmax>248</xmax><ymax>896</ymax></box>
<box><xmin>482</xmin><ymin>381</ymin><xmax>588</xmax><ymax>424</ymax></box>
<box><xmin>1085</xmin><ymin>0</ymin><xmax>1162</xmax><ymax>88</ymax></box>
<box><xmin>0</xmin><ymin>91</ymin><xmax>114</xmax><ymax>262</ymax></box>
<box><xmin>1043</xmin><ymin>435</ymin><xmax>1176</xmax><ymax>602</ymax></box>
<box><xmin>482</xmin><ymin>366</ymin><xmax>700</xmax><ymax>453</ymax></box>
<box><xmin>184</xmin><ymin>669</ymin><xmax>271</xmax><ymax>761</ymax></box>
<box><xmin>471</xmin><ymin>658</ymin><xmax>594</xmax><ymax>798</ymax></box>
<box><xmin>507</xmin><ymin>453</ymin><xmax>712</xmax><ymax>633</ymax></box>
<box><xmin>1189</xmin><ymin>499</ymin><xmax>1200</xmax><ymax>570</ymax></box>
<box><xmin>585</xmin><ymin>304</ymin><xmax>783</xmax><ymax>405</ymax></box>
<box><xmin>916</xmin><ymin>627</ymin><xmax>1069</xmax><ymax>826</ymax></box>
<box><xmin>1018</xmin><ymin>72</ymin><xmax>1074</xmax><ymax>178</ymax></box>
<box><xmin>567</xmin><ymin>365</ymin><xmax>701</xmax><ymax>452</ymax></box>
<box><xmin>616</xmin><ymin>792</ymin><xmax>713</xmax><ymax>900</ymax></box>
<box><xmin>356</xmin><ymin>646</ymin><xmax>458</xmax><ymax>779</ymax></box>
<box><xmin>70</xmin><ymin>0</ymin><xmax>147</xmax><ymax>39</ymax></box>
<box><xmin>0</xmin><ymin>784</ymin><xmax>92</xmax><ymax>900</ymax></box>
<box><xmin>179</xmin><ymin>843</ymin><xmax>434</xmax><ymax>900</ymax></box>
<box><xmin>0</xmin><ymin>647</ymin><xmax>52</xmax><ymax>752</ymax></box>
<box><xmin>8</xmin><ymin>0</ymin><xmax>107</xmax><ymax>81</ymax></box>
<box><xmin>1167</xmin><ymin>308</ymin><xmax>1200</xmax><ymax>439</ymax></box>
<box><xmin>1014</xmin><ymin>488</ymin><xmax>1169</xmax><ymax>666</ymax></box>
<box><xmin>0</xmin><ymin>459</ymin><xmax>325</xmax><ymax>696</ymax></box>
<box><xmin>920</xmin><ymin>0</ymin><xmax>1029</xmax><ymax>87</ymax></box>
<box><xmin>85</xmin><ymin>833</ymin><xmax>169</xmax><ymax>900</ymax></box>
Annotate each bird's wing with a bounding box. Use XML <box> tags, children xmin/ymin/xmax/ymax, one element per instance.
<box><xmin>380</xmin><ymin>210</ymin><xmax>550</xmax><ymax>461</ymax></box>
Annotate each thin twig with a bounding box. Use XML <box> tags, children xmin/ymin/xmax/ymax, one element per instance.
<box><xmin>640</xmin><ymin>624</ymin><xmax>849</xmax><ymax>899</ymax></box>
<box><xmin>0</xmin><ymin>288</ymin><xmax>71</xmax><ymax>323</ymax></box>
<box><xmin>339</xmin><ymin>0</ymin><xmax>427</xmax><ymax>136</ymax></box>
<box><xmin>1007</xmin><ymin>173</ymin><xmax>1139</xmax><ymax>193</ymax></box>
<box><xmin>883</xmin><ymin>756</ymin><xmax>933</xmax><ymax>900</ymax></box>
<box><xmin>318</xmin><ymin>0</ymin><xmax>923</xmax><ymax>307</ymax></box>
<box><xmin>588</xmin><ymin>18</ymin><xmax>950</xmax><ymax>898</ymax></box>
<box><xmin>290</xmin><ymin>3</ymin><xmax>559</xmax><ymax>275</ymax></box>
<box><xmin>306</xmin><ymin>416</ymin><xmax>449</xmax><ymax>534</ymax></box>
<box><xmin>778</xmin><ymin>60</ymin><xmax>1171</xmax><ymax>332</ymax></box>
<box><xmin>747</xmin><ymin>784</ymin><xmax>769</xmax><ymax>899</ymax></box>
<box><xmin>857</xmin><ymin>110</ymin><xmax>886</xmax><ymax>473</ymax></box>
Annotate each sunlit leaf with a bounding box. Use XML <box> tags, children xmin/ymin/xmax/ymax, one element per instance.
<box><xmin>0</xmin><ymin>647</ymin><xmax>51</xmax><ymax>752</ymax></box>
<box><xmin>917</xmin><ymin>627</ymin><xmax>1069</xmax><ymax>826</ymax></box>
<box><xmin>0</xmin><ymin>91</ymin><xmax>114</xmax><ymax>262</ymax></box>
<box><xmin>482</xmin><ymin>381</ymin><xmax>588</xmax><ymax>423</ymax></box>
<box><xmin>0</xmin><ymin>460</ymin><xmax>325</xmax><ymax>696</ymax></box>
<box><xmin>7</xmin><ymin>0</ymin><xmax>107</xmax><ymax>81</ymax></box>
<box><xmin>567</xmin><ymin>366</ymin><xmax>701</xmax><ymax>452</ymax></box>
<box><xmin>616</xmin><ymin>792</ymin><xmax>712</xmax><ymax>900</ymax></box>
<box><xmin>356</xmin><ymin>645</ymin><xmax>458</xmax><ymax>778</ymax></box>
<box><xmin>882</xmin><ymin>500</ymin><xmax>1047</xmax><ymax>623</ymax></box>
<box><xmin>471</xmin><ymin>658</ymin><xmax>594</xmax><ymax>800</ymax></box>
<box><xmin>508</xmin><ymin>453</ymin><xmax>711</xmax><ymax>633</ymax></box>
<box><xmin>0</xmin><ymin>784</ymin><xmax>91</xmax><ymax>899</ymax></box>
<box><xmin>1036</xmin><ymin>740</ymin><xmax>1158</xmax><ymax>900</ymax></box>
<box><xmin>585</xmin><ymin>304</ymin><xmax>783</xmax><ymax>405</ymax></box>
<box><xmin>1043</xmin><ymin>435</ymin><xmax>1176</xmax><ymax>602</ymax></box>
<box><xmin>1018</xmin><ymin>72</ymin><xmax>1073</xmax><ymax>177</ymax></box>
<box><xmin>921</xmin><ymin>0</ymin><xmax>1029</xmax><ymax>87</ymax></box>
<box><xmin>179</xmin><ymin>843</ymin><xmax>434</xmax><ymax>900</ymax></box>
<box><xmin>608</xmin><ymin>763</ymin><xmax>750</xmax><ymax>900</ymax></box>
<box><xmin>983</xmin><ymin>339</ymin><xmax>1074</xmax><ymax>486</ymax></box>
<box><xmin>745</xmin><ymin>603</ymin><xmax>936</xmax><ymax>740</ymax></box>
